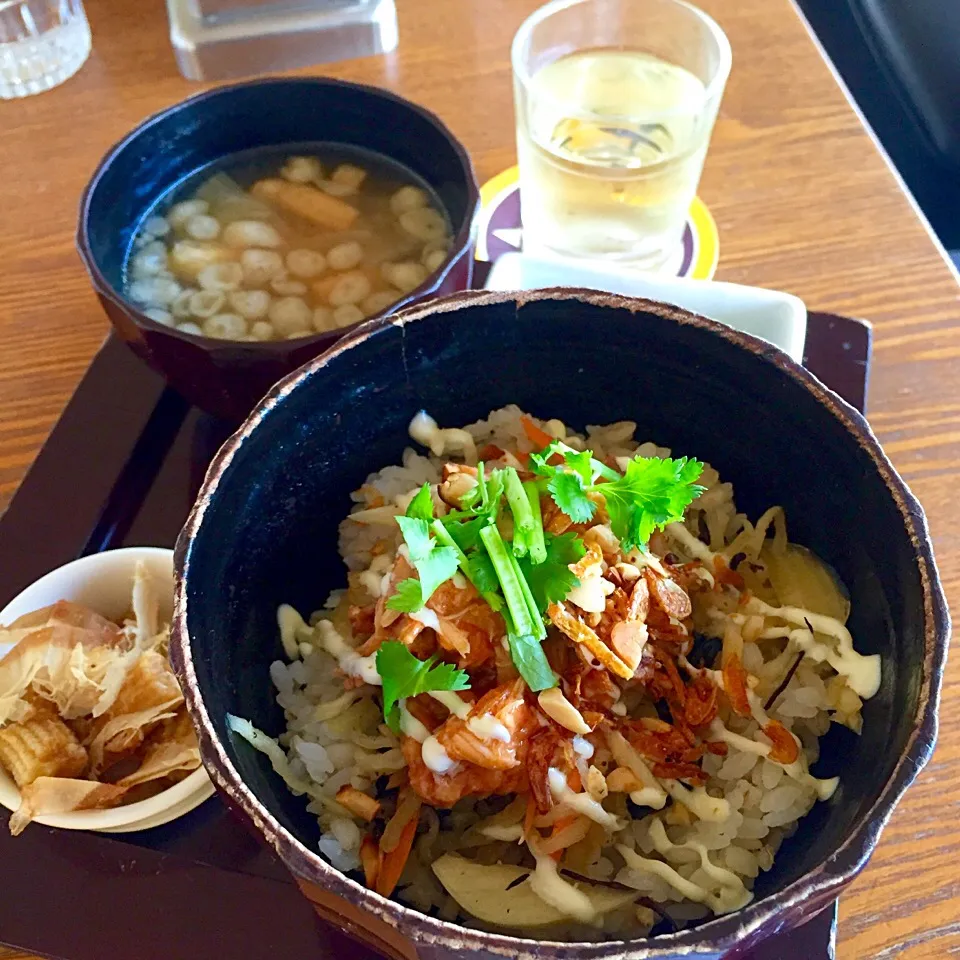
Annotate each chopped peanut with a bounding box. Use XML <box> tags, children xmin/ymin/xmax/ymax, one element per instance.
<box><xmin>538</xmin><ymin>687</ymin><xmax>591</xmax><ymax>734</ymax></box>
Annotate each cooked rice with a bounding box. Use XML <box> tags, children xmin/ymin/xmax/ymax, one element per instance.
<box><xmin>232</xmin><ymin>405</ymin><xmax>877</xmax><ymax>939</ymax></box>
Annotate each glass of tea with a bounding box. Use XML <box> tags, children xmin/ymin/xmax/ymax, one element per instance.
<box><xmin>512</xmin><ymin>0</ymin><xmax>730</xmax><ymax>269</ymax></box>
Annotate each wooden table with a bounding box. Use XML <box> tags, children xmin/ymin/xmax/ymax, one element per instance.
<box><xmin>0</xmin><ymin>0</ymin><xmax>957</xmax><ymax>956</ymax></box>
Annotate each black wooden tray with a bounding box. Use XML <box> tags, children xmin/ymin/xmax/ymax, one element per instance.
<box><xmin>0</xmin><ymin>311</ymin><xmax>870</xmax><ymax>960</ymax></box>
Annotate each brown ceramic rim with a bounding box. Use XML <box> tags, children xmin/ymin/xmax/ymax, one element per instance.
<box><xmin>75</xmin><ymin>76</ymin><xmax>481</xmax><ymax>349</ymax></box>
<box><xmin>172</xmin><ymin>288</ymin><xmax>949</xmax><ymax>957</ymax></box>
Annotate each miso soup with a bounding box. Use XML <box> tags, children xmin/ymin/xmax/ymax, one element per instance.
<box><xmin>123</xmin><ymin>144</ymin><xmax>454</xmax><ymax>342</ymax></box>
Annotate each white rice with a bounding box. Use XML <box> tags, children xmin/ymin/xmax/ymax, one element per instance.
<box><xmin>238</xmin><ymin>405</ymin><xmax>869</xmax><ymax>939</ymax></box>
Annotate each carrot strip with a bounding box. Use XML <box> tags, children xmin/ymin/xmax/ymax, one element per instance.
<box><xmin>520</xmin><ymin>415</ymin><xmax>553</xmax><ymax>450</ymax></box>
<box><xmin>360</xmin><ymin>834</ymin><xmax>380</xmax><ymax>889</ymax></box>
<box><xmin>523</xmin><ymin>793</ymin><xmax>538</xmax><ymax>838</ymax></box>
<box><xmin>375</xmin><ymin>810</ymin><xmax>419</xmax><ymax>897</ymax></box>
<box><xmin>548</xmin><ymin>813</ymin><xmax>579</xmax><ymax>861</ymax></box>
<box><xmin>722</xmin><ymin>653</ymin><xmax>752</xmax><ymax>717</ymax></box>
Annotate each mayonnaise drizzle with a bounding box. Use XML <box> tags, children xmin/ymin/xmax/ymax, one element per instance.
<box><xmin>708</xmin><ymin>718</ymin><xmax>839</xmax><ymax>800</ymax></box>
<box><xmin>410</xmin><ymin>607</ymin><xmax>442</xmax><ymax>632</ymax></box>
<box><xmin>529</xmin><ymin>851</ymin><xmax>595</xmax><ymax>923</ymax></box>
<box><xmin>751</xmin><ymin>599</ymin><xmax>880</xmax><ymax>698</ymax></box>
<box><xmin>428</xmin><ymin>690</ymin><xmax>470</xmax><ymax>719</ymax></box>
<box><xmin>399</xmin><ymin>701</ymin><xmax>430</xmax><ymax>742</ymax></box>
<box><xmin>422</xmin><ymin>735</ymin><xmax>458</xmax><ymax>774</ymax></box>
<box><xmin>358</xmin><ymin>554</ymin><xmax>393</xmax><ymax>598</ymax></box>
<box><xmin>468</xmin><ymin>714</ymin><xmax>511</xmax><ymax>742</ymax></box>
<box><xmin>572</xmin><ymin>736</ymin><xmax>594</xmax><ymax>759</ymax></box>
<box><xmin>314</xmin><ymin>620</ymin><xmax>381</xmax><ymax>685</ymax></box>
<box><xmin>277</xmin><ymin>604</ymin><xmax>309</xmax><ymax>660</ymax></box>
<box><xmin>664</xmin><ymin>522</ymin><xmax>717</xmax><ymax>563</ymax></box>
<box><xmin>548</xmin><ymin>768</ymin><xmax>624</xmax><ymax>831</ymax></box>
<box><xmin>618</xmin><ymin>820</ymin><xmax>752</xmax><ymax>913</ymax></box>
<box><xmin>663</xmin><ymin>782</ymin><xmax>730</xmax><ymax>822</ymax></box>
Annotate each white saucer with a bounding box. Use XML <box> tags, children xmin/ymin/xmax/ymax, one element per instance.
<box><xmin>484</xmin><ymin>251</ymin><xmax>807</xmax><ymax>363</ymax></box>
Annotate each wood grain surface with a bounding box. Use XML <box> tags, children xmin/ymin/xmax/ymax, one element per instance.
<box><xmin>0</xmin><ymin>0</ymin><xmax>957</xmax><ymax>957</ymax></box>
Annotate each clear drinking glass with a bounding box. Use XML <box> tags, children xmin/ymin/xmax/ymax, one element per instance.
<box><xmin>512</xmin><ymin>0</ymin><xmax>730</xmax><ymax>269</ymax></box>
<box><xmin>0</xmin><ymin>0</ymin><xmax>91</xmax><ymax>99</ymax></box>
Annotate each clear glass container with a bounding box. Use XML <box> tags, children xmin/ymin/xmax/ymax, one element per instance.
<box><xmin>166</xmin><ymin>0</ymin><xmax>397</xmax><ymax>82</ymax></box>
<box><xmin>512</xmin><ymin>0</ymin><xmax>730</xmax><ymax>269</ymax></box>
<box><xmin>0</xmin><ymin>0</ymin><xmax>91</xmax><ymax>99</ymax></box>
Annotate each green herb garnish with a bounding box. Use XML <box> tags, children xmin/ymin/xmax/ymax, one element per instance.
<box><xmin>404</xmin><ymin>482</ymin><xmax>435</xmax><ymax>522</ymax></box>
<box><xmin>479</xmin><ymin>524</ymin><xmax>541</xmax><ymax>640</ymax></box>
<box><xmin>506</xmin><ymin>631</ymin><xmax>557</xmax><ymax>692</ymax></box>
<box><xmin>532</xmin><ymin>444</ymin><xmax>705</xmax><ymax>551</ymax></box>
<box><xmin>517</xmin><ymin>531</ymin><xmax>586</xmax><ymax>613</ymax></box>
<box><xmin>376</xmin><ymin>640</ymin><xmax>471</xmax><ymax>732</ymax></box>
<box><xmin>383</xmin><ymin>431</ymin><xmax>704</xmax><ymax>710</ymax></box>
<box><xmin>386</xmin><ymin>515</ymin><xmax>459</xmax><ymax>613</ymax></box>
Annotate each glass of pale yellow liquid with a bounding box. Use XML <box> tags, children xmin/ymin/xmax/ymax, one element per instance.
<box><xmin>512</xmin><ymin>0</ymin><xmax>730</xmax><ymax>269</ymax></box>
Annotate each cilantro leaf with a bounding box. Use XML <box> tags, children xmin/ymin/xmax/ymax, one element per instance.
<box><xmin>445</xmin><ymin>515</ymin><xmax>489</xmax><ymax>552</ymax></box>
<box><xmin>405</xmin><ymin>483</ymin><xmax>435</xmax><ymax>521</ymax></box>
<box><xmin>376</xmin><ymin>640</ymin><xmax>471</xmax><ymax>731</ymax></box>
<box><xmin>467</xmin><ymin>550</ymin><xmax>500</xmax><ymax>598</ymax></box>
<box><xmin>518</xmin><ymin>532</ymin><xmax>586</xmax><ymax>612</ymax></box>
<box><xmin>563</xmin><ymin>449</ymin><xmax>593</xmax><ymax>484</ymax></box>
<box><xmin>396</xmin><ymin>516</ymin><xmax>433</xmax><ymax>561</ymax></box>
<box><xmin>414</xmin><ymin>546</ymin><xmax>460</xmax><ymax>599</ymax></box>
<box><xmin>535</xmin><ymin>445</ymin><xmax>705</xmax><ymax>551</ymax></box>
<box><xmin>528</xmin><ymin>444</ymin><xmax>561</xmax><ymax>477</ymax></box>
<box><xmin>547</xmin><ymin>472</ymin><xmax>595</xmax><ymax>524</ymax></box>
<box><xmin>389</xmin><ymin>517</ymin><xmax>459</xmax><ymax>611</ymax></box>
<box><xmin>385</xmin><ymin>578</ymin><xmax>424</xmax><ymax>613</ymax></box>
<box><xmin>507</xmin><ymin>633</ymin><xmax>557</xmax><ymax>692</ymax></box>
<box><xmin>599</xmin><ymin>456</ymin><xmax>705</xmax><ymax>551</ymax></box>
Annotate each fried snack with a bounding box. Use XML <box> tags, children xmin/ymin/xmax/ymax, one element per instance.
<box><xmin>87</xmin><ymin>649</ymin><xmax>184</xmax><ymax>775</ymax></box>
<box><xmin>0</xmin><ymin>714</ymin><xmax>87</xmax><ymax>786</ymax></box>
<box><xmin>9</xmin><ymin>777</ymin><xmax>128</xmax><ymax>836</ymax></box>
<box><xmin>0</xmin><ymin>562</ymin><xmax>200</xmax><ymax>834</ymax></box>
<box><xmin>6</xmin><ymin>600</ymin><xmax>122</xmax><ymax>645</ymax></box>
<box><xmin>116</xmin><ymin>710</ymin><xmax>200</xmax><ymax>788</ymax></box>
<box><xmin>0</xmin><ymin>616</ymin><xmax>130</xmax><ymax>725</ymax></box>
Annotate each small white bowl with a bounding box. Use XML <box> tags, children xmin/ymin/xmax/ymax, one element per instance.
<box><xmin>0</xmin><ymin>547</ymin><xmax>214</xmax><ymax>833</ymax></box>
<box><xmin>484</xmin><ymin>251</ymin><xmax>808</xmax><ymax>363</ymax></box>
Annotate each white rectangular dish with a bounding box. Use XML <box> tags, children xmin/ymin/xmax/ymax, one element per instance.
<box><xmin>484</xmin><ymin>252</ymin><xmax>807</xmax><ymax>363</ymax></box>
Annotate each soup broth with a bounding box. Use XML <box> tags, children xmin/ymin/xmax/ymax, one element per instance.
<box><xmin>123</xmin><ymin>143</ymin><xmax>454</xmax><ymax>342</ymax></box>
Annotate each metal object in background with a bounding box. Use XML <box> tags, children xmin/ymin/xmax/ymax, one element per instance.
<box><xmin>166</xmin><ymin>0</ymin><xmax>397</xmax><ymax>82</ymax></box>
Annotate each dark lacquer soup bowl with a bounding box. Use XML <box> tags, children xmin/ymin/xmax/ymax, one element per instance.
<box><xmin>77</xmin><ymin>77</ymin><xmax>480</xmax><ymax>422</ymax></box>
<box><xmin>170</xmin><ymin>290</ymin><xmax>948</xmax><ymax>959</ymax></box>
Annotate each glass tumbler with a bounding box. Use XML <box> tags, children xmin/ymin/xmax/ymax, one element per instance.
<box><xmin>512</xmin><ymin>0</ymin><xmax>730</xmax><ymax>269</ymax></box>
<box><xmin>0</xmin><ymin>0</ymin><xmax>91</xmax><ymax>99</ymax></box>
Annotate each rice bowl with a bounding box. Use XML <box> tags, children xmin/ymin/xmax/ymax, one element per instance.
<box><xmin>229</xmin><ymin>405</ymin><xmax>880</xmax><ymax>939</ymax></box>
<box><xmin>172</xmin><ymin>289</ymin><xmax>945</xmax><ymax>958</ymax></box>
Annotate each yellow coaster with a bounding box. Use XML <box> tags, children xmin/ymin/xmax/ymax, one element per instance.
<box><xmin>476</xmin><ymin>164</ymin><xmax>719</xmax><ymax>280</ymax></box>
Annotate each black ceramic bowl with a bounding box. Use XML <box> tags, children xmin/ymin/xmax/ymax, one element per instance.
<box><xmin>171</xmin><ymin>290</ymin><xmax>948</xmax><ymax>959</ymax></box>
<box><xmin>77</xmin><ymin>77</ymin><xmax>480</xmax><ymax>422</ymax></box>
